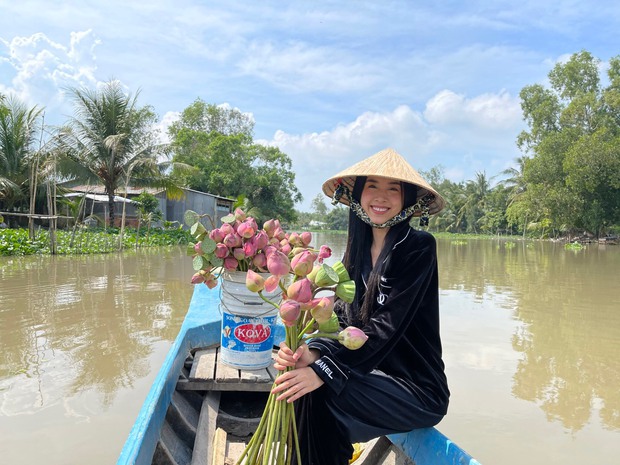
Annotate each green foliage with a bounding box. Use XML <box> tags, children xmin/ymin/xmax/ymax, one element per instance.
<box><xmin>169</xmin><ymin>100</ymin><xmax>301</xmax><ymax>224</ymax></box>
<box><xmin>0</xmin><ymin>227</ymin><xmax>191</xmax><ymax>256</ymax></box>
<box><xmin>514</xmin><ymin>50</ymin><xmax>620</xmax><ymax>237</ymax></box>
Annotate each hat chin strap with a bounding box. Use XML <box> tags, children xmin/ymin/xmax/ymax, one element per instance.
<box><xmin>332</xmin><ymin>183</ymin><xmax>432</xmax><ymax>228</ymax></box>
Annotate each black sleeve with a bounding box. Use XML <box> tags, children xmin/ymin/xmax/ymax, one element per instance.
<box><xmin>309</xmin><ymin>233</ymin><xmax>437</xmax><ymax>394</ymax></box>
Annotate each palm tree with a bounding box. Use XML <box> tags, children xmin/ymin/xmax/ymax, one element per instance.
<box><xmin>0</xmin><ymin>96</ymin><xmax>44</xmax><ymax>213</ymax></box>
<box><xmin>57</xmin><ymin>80</ymin><xmax>167</xmax><ymax>225</ymax></box>
<box><xmin>501</xmin><ymin>156</ymin><xmax>528</xmax><ymax>206</ymax></box>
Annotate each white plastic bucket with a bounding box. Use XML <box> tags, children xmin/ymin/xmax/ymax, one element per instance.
<box><xmin>219</xmin><ymin>271</ymin><xmax>281</xmax><ymax>370</ymax></box>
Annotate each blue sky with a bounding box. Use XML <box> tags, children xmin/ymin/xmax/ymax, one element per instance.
<box><xmin>1</xmin><ymin>1</ymin><xmax>619</xmax><ymax>210</ymax></box>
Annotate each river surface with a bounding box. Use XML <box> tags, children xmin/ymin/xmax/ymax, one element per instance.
<box><xmin>1</xmin><ymin>234</ymin><xmax>619</xmax><ymax>465</ymax></box>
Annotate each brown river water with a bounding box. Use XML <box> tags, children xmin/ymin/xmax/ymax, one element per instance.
<box><xmin>1</xmin><ymin>233</ymin><xmax>619</xmax><ymax>465</ymax></box>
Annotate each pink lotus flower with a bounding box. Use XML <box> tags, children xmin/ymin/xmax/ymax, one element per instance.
<box><xmin>220</xmin><ymin>223</ymin><xmax>234</xmax><ymax>236</ymax></box>
<box><xmin>287</xmin><ymin>278</ymin><xmax>313</xmax><ymax>303</ymax></box>
<box><xmin>191</xmin><ymin>271</ymin><xmax>206</xmax><ymax>284</ymax></box>
<box><xmin>318</xmin><ymin>245</ymin><xmax>332</xmax><ymax>263</ymax></box>
<box><xmin>280</xmin><ymin>242</ymin><xmax>292</xmax><ymax>255</ymax></box>
<box><xmin>223</xmin><ymin>257</ymin><xmax>239</xmax><ymax>271</ymax></box>
<box><xmin>310</xmin><ymin>296</ymin><xmax>334</xmax><ymax>323</ymax></box>
<box><xmin>254</xmin><ymin>231</ymin><xmax>269</xmax><ymax>250</ymax></box>
<box><xmin>291</xmin><ymin>250</ymin><xmax>317</xmax><ymax>277</ymax></box>
<box><xmin>338</xmin><ymin>326</ymin><xmax>368</xmax><ymax>350</ymax></box>
<box><xmin>233</xmin><ymin>247</ymin><xmax>246</xmax><ymax>261</ymax></box>
<box><xmin>264</xmin><ymin>274</ymin><xmax>280</xmax><ymax>293</ymax></box>
<box><xmin>193</xmin><ymin>242</ymin><xmax>204</xmax><ymax>255</ymax></box>
<box><xmin>273</xmin><ymin>226</ymin><xmax>286</xmax><ymax>241</ymax></box>
<box><xmin>214</xmin><ymin>243</ymin><xmax>229</xmax><ymax>259</ymax></box>
<box><xmin>245</xmin><ymin>270</ymin><xmax>265</xmax><ymax>292</ymax></box>
<box><xmin>261</xmin><ymin>219</ymin><xmax>274</xmax><ymax>236</ymax></box>
<box><xmin>223</xmin><ymin>232</ymin><xmax>243</xmax><ymax>248</ymax></box>
<box><xmin>301</xmin><ymin>231</ymin><xmax>312</xmax><ymax>246</ymax></box>
<box><xmin>267</xmin><ymin>250</ymin><xmax>291</xmax><ymax>276</ymax></box>
<box><xmin>204</xmin><ymin>276</ymin><xmax>218</xmax><ymax>289</ymax></box>
<box><xmin>252</xmin><ymin>253</ymin><xmax>267</xmax><ymax>269</ymax></box>
<box><xmin>279</xmin><ymin>300</ymin><xmax>301</xmax><ymax>326</ymax></box>
<box><xmin>237</xmin><ymin>220</ymin><xmax>256</xmax><ymax>239</ymax></box>
<box><xmin>243</xmin><ymin>241</ymin><xmax>257</xmax><ymax>257</ymax></box>
<box><xmin>209</xmin><ymin>228</ymin><xmax>226</xmax><ymax>243</ymax></box>
<box><xmin>234</xmin><ymin>207</ymin><xmax>247</xmax><ymax>221</ymax></box>
<box><xmin>288</xmin><ymin>232</ymin><xmax>302</xmax><ymax>247</ymax></box>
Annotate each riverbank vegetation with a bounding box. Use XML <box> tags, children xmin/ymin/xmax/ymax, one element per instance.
<box><xmin>1</xmin><ymin>50</ymin><xmax>619</xmax><ymax>258</ymax></box>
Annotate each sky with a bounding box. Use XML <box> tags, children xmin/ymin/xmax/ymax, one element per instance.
<box><xmin>1</xmin><ymin>1</ymin><xmax>619</xmax><ymax>211</ymax></box>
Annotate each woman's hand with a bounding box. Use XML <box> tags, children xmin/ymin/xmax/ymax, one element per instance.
<box><xmin>273</xmin><ymin>342</ymin><xmax>317</xmax><ymax>371</ymax></box>
<box><xmin>271</xmin><ymin>367</ymin><xmax>324</xmax><ymax>402</ymax></box>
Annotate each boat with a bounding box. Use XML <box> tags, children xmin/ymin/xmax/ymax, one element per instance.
<box><xmin>117</xmin><ymin>284</ymin><xmax>481</xmax><ymax>465</ymax></box>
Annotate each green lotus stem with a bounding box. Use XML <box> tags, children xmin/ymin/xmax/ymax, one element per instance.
<box><xmin>312</xmin><ymin>286</ymin><xmax>336</xmax><ymax>297</ymax></box>
<box><xmin>298</xmin><ymin>318</ymin><xmax>316</xmax><ymax>341</ymax></box>
<box><xmin>279</xmin><ymin>280</ymin><xmax>288</xmax><ymax>293</ymax></box>
<box><xmin>238</xmin><ymin>392</ymin><xmax>274</xmax><ymax>464</ymax></box>
<box><xmin>301</xmin><ymin>331</ymin><xmax>339</xmax><ymax>341</ymax></box>
<box><xmin>257</xmin><ymin>291</ymin><xmax>280</xmax><ymax>309</ymax></box>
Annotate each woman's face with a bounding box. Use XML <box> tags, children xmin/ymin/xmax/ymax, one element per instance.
<box><xmin>360</xmin><ymin>176</ymin><xmax>404</xmax><ymax>224</ymax></box>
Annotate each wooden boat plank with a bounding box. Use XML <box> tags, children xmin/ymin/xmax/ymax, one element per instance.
<box><xmin>190</xmin><ymin>348</ymin><xmax>217</xmax><ymax>380</ymax></box>
<box><xmin>190</xmin><ymin>391</ymin><xmax>221</xmax><ymax>465</ymax></box>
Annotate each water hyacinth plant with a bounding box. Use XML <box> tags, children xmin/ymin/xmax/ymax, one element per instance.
<box><xmin>185</xmin><ymin>208</ymin><xmax>368</xmax><ymax>464</ymax></box>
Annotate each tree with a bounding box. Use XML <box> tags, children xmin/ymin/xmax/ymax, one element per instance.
<box><xmin>57</xmin><ymin>80</ymin><xmax>168</xmax><ymax>225</ymax></box>
<box><xmin>0</xmin><ymin>96</ymin><xmax>44</xmax><ymax>213</ymax></box>
<box><xmin>516</xmin><ymin>51</ymin><xmax>620</xmax><ymax>237</ymax></box>
<box><xmin>169</xmin><ymin>100</ymin><xmax>301</xmax><ymax>223</ymax></box>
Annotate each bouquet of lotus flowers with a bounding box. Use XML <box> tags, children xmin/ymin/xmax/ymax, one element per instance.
<box><xmin>185</xmin><ymin>207</ymin><xmax>331</xmax><ymax>287</ymax></box>
<box><xmin>237</xmin><ymin>248</ymin><xmax>367</xmax><ymax>465</ymax></box>
<box><xmin>185</xmin><ymin>208</ymin><xmax>368</xmax><ymax>464</ymax></box>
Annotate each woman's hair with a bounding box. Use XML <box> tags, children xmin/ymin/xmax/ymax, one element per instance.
<box><xmin>341</xmin><ymin>176</ymin><xmax>418</xmax><ymax>324</ymax></box>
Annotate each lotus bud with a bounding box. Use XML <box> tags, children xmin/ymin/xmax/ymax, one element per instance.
<box><xmin>263</xmin><ymin>245</ymin><xmax>277</xmax><ymax>258</ymax></box>
<box><xmin>223</xmin><ymin>232</ymin><xmax>239</xmax><ymax>248</ymax></box>
<box><xmin>234</xmin><ymin>208</ymin><xmax>247</xmax><ymax>221</ymax></box>
<box><xmin>245</xmin><ymin>270</ymin><xmax>265</xmax><ymax>293</ymax></box>
<box><xmin>252</xmin><ymin>252</ymin><xmax>267</xmax><ymax>269</ymax></box>
<box><xmin>191</xmin><ymin>271</ymin><xmax>206</xmax><ymax>284</ymax></box>
<box><xmin>204</xmin><ymin>275</ymin><xmax>218</xmax><ymax>289</ymax></box>
<box><xmin>220</xmin><ymin>223</ymin><xmax>234</xmax><ymax>236</ymax></box>
<box><xmin>314</xmin><ymin>264</ymin><xmax>339</xmax><ymax>287</ymax></box>
<box><xmin>287</xmin><ymin>278</ymin><xmax>313</xmax><ymax>303</ymax></box>
<box><xmin>290</xmin><ymin>247</ymin><xmax>307</xmax><ymax>257</ymax></box>
<box><xmin>254</xmin><ymin>230</ymin><xmax>269</xmax><ymax>250</ymax></box>
<box><xmin>279</xmin><ymin>300</ymin><xmax>301</xmax><ymax>326</ymax></box>
<box><xmin>338</xmin><ymin>326</ymin><xmax>368</xmax><ymax>350</ymax></box>
<box><xmin>193</xmin><ymin>242</ymin><xmax>204</xmax><ymax>256</ymax></box>
<box><xmin>310</xmin><ymin>296</ymin><xmax>334</xmax><ymax>324</ymax></box>
<box><xmin>209</xmin><ymin>228</ymin><xmax>226</xmax><ymax>243</ymax></box>
<box><xmin>214</xmin><ymin>243</ymin><xmax>229</xmax><ymax>259</ymax></box>
<box><xmin>237</xmin><ymin>220</ymin><xmax>256</xmax><ymax>239</ymax></box>
<box><xmin>336</xmin><ymin>280</ymin><xmax>356</xmax><ymax>303</ymax></box>
<box><xmin>280</xmin><ymin>242</ymin><xmax>292</xmax><ymax>255</ymax></box>
<box><xmin>307</xmin><ymin>265</ymin><xmax>321</xmax><ymax>284</ymax></box>
<box><xmin>301</xmin><ymin>231</ymin><xmax>312</xmax><ymax>246</ymax></box>
<box><xmin>318</xmin><ymin>245</ymin><xmax>332</xmax><ymax>264</ymax></box>
<box><xmin>288</xmin><ymin>232</ymin><xmax>302</xmax><ymax>247</ymax></box>
<box><xmin>243</xmin><ymin>241</ymin><xmax>257</xmax><ymax>257</ymax></box>
<box><xmin>318</xmin><ymin>312</ymin><xmax>339</xmax><ymax>333</ymax></box>
<box><xmin>223</xmin><ymin>257</ymin><xmax>239</xmax><ymax>271</ymax></box>
<box><xmin>263</xmin><ymin>219</ymin><xmax>277</xmax><ymax>237</ymax></box>
<box><xmin>267</xmin><ymin>250</ymin><xmax>291</xmax><ymax>276</ymax></box>
<box><xmin>233</xmin><ymin>247</ymin><xmax>246</xmax><ymax>261</ymax></box>
<box><xmin>274</xmin><ymin>226</ymin><xmax>286</xmax><ymax>241</ymax></box>
<box><xmin>331</xmin><ymin>260</ymin><xmax>350</xmax><ymax>282</ymax></box>
<box><xmin>291</xmin><ymin>250</ymin><xmax>317</xmax><ymax>277</ymax></box>
<box><xmin>264</xmin><ymin>274</ymin><xmax>281</xmax><ymax>293</ymax></box>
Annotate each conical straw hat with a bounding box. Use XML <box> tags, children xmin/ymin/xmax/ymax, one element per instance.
<box><xmin>322</xmin><ymin>148</ymin><xmax>445</xmax><ymax>215</ymax></box>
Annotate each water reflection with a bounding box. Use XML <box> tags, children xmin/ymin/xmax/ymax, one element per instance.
<box><xmin>437</xmin><ymin>238</ymin><xmax>620</xmax><ymax>432</ymax></box>
<box><xmin>1</xmin><ymin>235</ymin><xmax>619</xmax><ymax>465</ymax></box>
<box><xmin>0</xmin><ymin>248</ymin><xmax>194</xmax><ymax>414</ymax></box>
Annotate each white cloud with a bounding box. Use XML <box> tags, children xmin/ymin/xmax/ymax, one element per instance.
<box><xmin>0</xmin><ymin>31</ymin><xmax>99</xmax><ymax>117</ymax></box>
<box><xmin>260</xmin><ymin>91</ymin><xmax>524</xmax><ymax>210</ymax></box>
<box><xmin>424</xmin><ymin>90</ymin><xmax>522</xmax><ymax>129</ymax></box>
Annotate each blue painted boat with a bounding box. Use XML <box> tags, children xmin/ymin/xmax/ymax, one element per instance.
<box><xmin>117</xmin><ymin>284</ymin><xmax>481</xmax><ymax>465</ymax></box>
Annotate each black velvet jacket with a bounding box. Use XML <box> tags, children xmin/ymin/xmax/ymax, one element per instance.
<box><xmin>308</xmin><ymin>228</ymin><xmax>450</xmax><ymax>414</ymax></box>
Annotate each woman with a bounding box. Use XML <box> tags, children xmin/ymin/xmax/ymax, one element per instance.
<box><xmin>272</xmin><ymin>148</ymin><xmax>450</xmax><ymax>465</ymax></box>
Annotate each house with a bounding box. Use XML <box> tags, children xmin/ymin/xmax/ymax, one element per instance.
<box><xmin>62</xmin><ymin>185</ymin><xmax>234</xmax><ymax>228</ymax></box>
